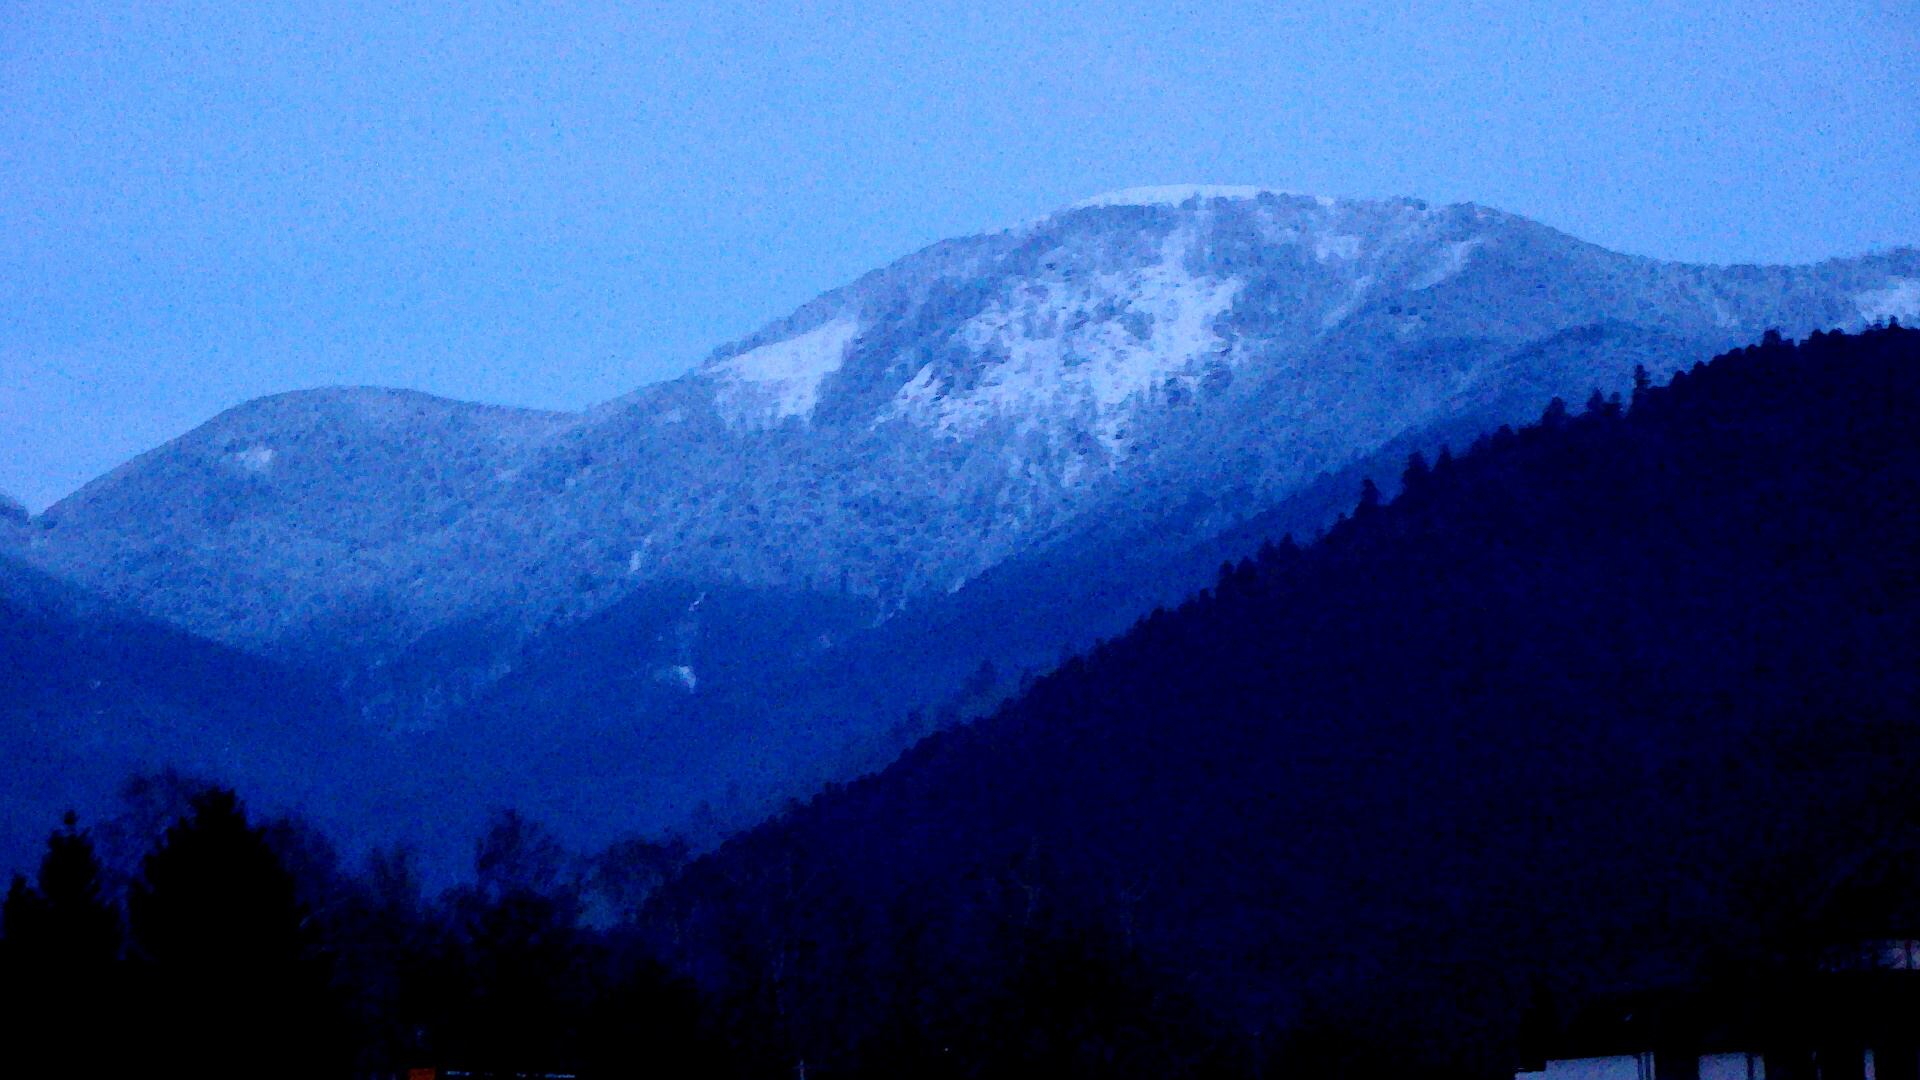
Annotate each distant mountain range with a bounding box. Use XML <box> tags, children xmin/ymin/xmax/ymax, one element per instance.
<box><xmin>5</xmin><ymin>188</ymin><xmax>1918</xmax><ymax>870</ymax></box>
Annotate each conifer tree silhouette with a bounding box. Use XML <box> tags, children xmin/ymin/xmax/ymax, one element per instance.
<box><xmin>1515</xmin><ymin>978</ymin><xmax>1561</xmax><ymax>1073</ymax></box>
<box><xmin>0</xmin><ymin>812</ymin><xmax>128</xmax><ymax>1076</ymax></box>
<box><xmin>128</xmin><ymin>788</ymin><xmax>345</xmax><ymax>1076</ymax></box>
<box><xmin>35</xmin><ymin>813</ymin><xmax>122</xmax><ymax>971</ymax></box>
<box><xmin>1</xmin><ymin>872</ymin><xmax>52</xmax><ymax>1070</ymax></box>
<box><xmin>1401</xmin><ymin>451</ymin><xmax>1431</xmax><ymax>490</ymax></box>
<box><xmin>1357</xmin><ymin>478</ymin><xmax>1382</xmax><ymax>515</ymax></box>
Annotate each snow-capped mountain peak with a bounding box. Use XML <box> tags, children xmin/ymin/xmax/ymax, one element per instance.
<box><xmin>695</xmin><ymin>192</ymin><xmax>1503</xmax><ymax>450</ymax></box>
<box><xmin>18</xmin><ymin>193</ymin><xmax>1920</xmax><ymax>736</ymax></box>
<box><xmin>1064</xmin><ymin>184</ymin><xmax>1313</xmax><ymax>210</ymax></box>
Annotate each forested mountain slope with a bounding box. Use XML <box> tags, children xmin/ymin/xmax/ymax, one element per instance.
<box><xmin>8</xmin><ymin>191</ymin><xmax>1917</xmax><ymax>870</ymax></box>
<box><xmin>0</xmin><ymin>554</ymin><xmax>366</xmax><ymax>877</ymax></box>
<box><xmin>16</xmin><ymin>193</ymin><xmax>1915</xmax><ymax>736</ymax></box>
<box><xmin>649</xmin><ymin>325</ymin><xmax>1920</xmax><ymax>1079</ymax></box>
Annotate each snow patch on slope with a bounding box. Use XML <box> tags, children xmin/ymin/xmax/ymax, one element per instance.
<box><xmin>233</xmin><ymin>445</ymin><xmax>275</xmax><ymax>473</ymax></box>
<box><xmin>1314</xmin><ymin>234</ymin><xmax>1362</xmax><ymax>263</ymax></box>
<box><xmin>1857</xmin><ymin>279</ymin><xmax>1920</xmax><ymax>324</ymax></box>
<box><xmin>710</xmin><ymin>316</ymin><xmax>861</xmax><ymax>427</ymax></box>
<box><xmin>1411</xmin><ymin>238</ymin><xmax>1486</xmax><ymax>290</ymax></box>
<box><xmin>891</xmin><ymin>228</ymin><xmax>1242</xmax><ymax>450</ymax></box>
<box><xmin>1321</xmin><ymin>275</ymin><xmax>1378</xmax><ymax>330</ymax></box>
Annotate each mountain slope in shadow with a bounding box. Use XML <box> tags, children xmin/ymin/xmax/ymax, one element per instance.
<box><xmin>647</xmin><ymin>326</ymin><xmax>1920</xmax><ymax>1078</ymax></box>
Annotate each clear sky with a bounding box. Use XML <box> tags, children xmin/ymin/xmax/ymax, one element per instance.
<box><xmin>3</xmin><ymin>0</ymin><xmax>1916</xmax><ymax>512</ymax></box>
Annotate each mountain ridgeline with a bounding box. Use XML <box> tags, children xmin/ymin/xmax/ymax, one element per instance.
<box><xmin>5</xmin><ymin>190</ymin><xmax>1917</xmax><ymax>861</ymax></box>
<box><xmin>5</xmin><ymin>326</ymin><xmax>1917</xmax><ymax>1078</ymax></box>
<box><xmin>22</xmin><ymin>193</ymin><xmax>1913</xmax><ymax>683</ymax></box>
<box><xmin>642</xmin><ymin>325</ymin><xmax>1920</xmax><ymax>1078</ymax></box>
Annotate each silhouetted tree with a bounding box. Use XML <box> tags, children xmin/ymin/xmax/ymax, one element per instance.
<box><xmin>1357</xmin><ymin>478</ymin><xmax>1382</xmax><ymax>515</ymax></box>
<box><xmin>423</xmin><ymin>809</ymin><xmax>591</xmax><ymax>1073</ymax></box>
<box><xmin>1402</xmin><ymin>451</ymin><xmax>1431</xmax><ymax>490</ymax></box>
<box><xmin>580</xmin><ymin>944</ymin><xmax>712</xmax><ymax>1077</ymax></box>
<box><xmin>474</xmin><ymin>808</ymin><xmax>572</xmax><ymax>905</ymax></box>
<box><xmin>128</xmin><ymin>788</ymin><xmax>346</xmax><ymax>1076</ymax></box>
<box><xmin>587</xmin><ymin>834</ymin><xmax>690</xmax><ymax>928</ymax></box>
<box><xmin>0</xmin><ymin>812</ymin><xmax>128</xmax><ymax>1076</ymax></box>
<box><xmin>1515</xmin><ymin>978</ymin><xmax>1561</xmax><ymax>1072</ymax></box>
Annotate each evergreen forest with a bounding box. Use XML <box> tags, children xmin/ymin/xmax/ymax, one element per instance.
<box><xmin>4</xmin><ymin>324</ymin><xmax>1919</xmax><ymax>1078</ymax></box>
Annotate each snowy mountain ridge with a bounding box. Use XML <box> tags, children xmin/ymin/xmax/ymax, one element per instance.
<box><xmin>13</xmin><ymin>189</ymin><xmax>1920</xmax><ymax>732</ymax></box>
<box><xmin>1066</xmin><ymin>184</ymin><xmax>1306</xmax><ymax>209</ymax></box>
<box><xmin>698</xmin><ymin>190</ymin><xmax>1496</xmax><ymax>444</ymax></box>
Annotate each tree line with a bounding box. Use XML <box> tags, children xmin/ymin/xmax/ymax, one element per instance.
<box><xmin>0</xmin><ymin>779</ymin><xmax>710</xmax><ymax>1077</ymax></box>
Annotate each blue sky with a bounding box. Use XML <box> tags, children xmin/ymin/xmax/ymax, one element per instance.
<box><xmin>3</xmin><ymin>0</ymin><xmax>1916</xmax><ymax>511</ymax></box>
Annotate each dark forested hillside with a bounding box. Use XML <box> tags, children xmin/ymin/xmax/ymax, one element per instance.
<box><xmin>7</xmin><ymin>326</ymin><xmax>1917</xmax><ymax>1079</ymax></box>
<box><xmin>647</xmin><ymin>325</ymin><xmax>1920</xmax><ymax>1078</ymax></box>
<box><xmin>0</xmin><ymin>557</ymin><xmax>367</xmax><ymax>875</ymax></box>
